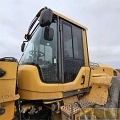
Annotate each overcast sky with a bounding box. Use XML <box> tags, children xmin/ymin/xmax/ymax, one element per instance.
<box><xmin>0</xmin><ymin>0</ymin><xmax>120</xmax><ymax>68</ymax></box>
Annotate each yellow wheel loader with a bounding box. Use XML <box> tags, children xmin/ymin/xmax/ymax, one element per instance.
<box><xmin>0</xmin><ymin>7</ymin><xmax>120</xmax><ymax>120</ymax></box>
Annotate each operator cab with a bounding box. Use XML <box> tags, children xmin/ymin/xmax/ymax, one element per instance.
<box><xmin>20</xmin><ymin>7</ymin><xmax>89</xmax><ymax>84</ymax></box>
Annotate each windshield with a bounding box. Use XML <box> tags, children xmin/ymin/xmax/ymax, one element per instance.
<box><xmin>20</xmin><ymin>21</ymin><xmax>59</xmax><ymax>83</ymax></box>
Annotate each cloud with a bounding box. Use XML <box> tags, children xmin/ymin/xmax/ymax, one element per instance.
<box><xmin>0</xmin><ymin>0</ymin><xmax>120</xmax><ymax>68</ymax></box>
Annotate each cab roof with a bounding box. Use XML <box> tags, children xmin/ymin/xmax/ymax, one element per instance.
<box><xmin>53</xmin><ymin>11</ymin><xmax>88</xmax><ymax>30</ymax></box>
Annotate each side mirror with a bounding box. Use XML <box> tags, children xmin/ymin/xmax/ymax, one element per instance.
<box><xmin>44</xmin><ymin>27</ymin><xmax>54</xmax><ymax>41</ymax></box>
<box><xmin>39</xmin><ymin>9</ymin><xmax>53</xmax><ymax>27</ymax></box>
<box><xmin>21</xmin><ymin>41</ymin><xmax>26</xmax><ymax>52</ymax></box>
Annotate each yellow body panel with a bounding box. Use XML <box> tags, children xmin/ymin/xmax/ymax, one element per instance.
<box><xmin>0</xmin><ymin>62</ymin><xmax>17</xmax><ymax>80</ymax></box>
<box><xmin>18</xmin><ymin>65</ymin><xmax>63</xmax><ymax>92</ymax></box>
<box><xmin>84</xmin><ymin>76</ymin><xmax>112</xmax><ymax>105</ymax></box>
<box><xmin>18</xmin><ymin>65</ymin><xmax>91</xmax><ymax>100</ymax></box>
<box><xmin>0</xmin><ymin>101</ymin><xmax>14</xmax><ymax>120</ymax></box>
<box><xmin>19</xmin><ymin>90</ymin><xmax>63</xmax><ymax>100</ymax></box>
<box><xmin>82</xmin><ymin>29</ymin><xmax>89</xmax><ymax>67</ymax></box>
<box><xmin>0</xmin><ymin>61</ymin><xmax>19</xmax><ymax>120</ymax></box>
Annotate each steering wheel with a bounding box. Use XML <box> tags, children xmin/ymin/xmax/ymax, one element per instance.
<box><xmin>29</xmin><ymin>50</ymin><xmax>45</xmax><ymax>57</ymax></box>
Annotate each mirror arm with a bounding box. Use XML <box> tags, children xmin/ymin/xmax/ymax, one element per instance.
<box><xmin>25</xmin><ymin>7</ymin><xmax>47</xmax><ymax>41</ymax></box>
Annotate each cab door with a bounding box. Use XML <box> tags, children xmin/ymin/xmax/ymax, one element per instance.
<box><xmin>60</xmin><ymin>19</ymin><xmax>86</xmax><ymax>84</ymax></box>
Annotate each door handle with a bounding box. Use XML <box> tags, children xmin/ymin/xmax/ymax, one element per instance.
<box><xmin>81</xmin><ymin>75</ymin><xmax>85</xmax><ymax>85</ymax></box>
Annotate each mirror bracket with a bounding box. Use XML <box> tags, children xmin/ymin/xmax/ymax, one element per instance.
<box><xmin>21</xmin><ymin>41</ymin><xmax>27</xmax><ymax>52</ymax></box>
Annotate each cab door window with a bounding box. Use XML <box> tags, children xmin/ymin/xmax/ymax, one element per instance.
<box><xmin>63</xmin><ymin>23</ymin><xmax>73</xmax><ymax>58</ymax></box>
<box><xmin>62</xmin><ymin>21</ymin><xmax>84</xmax><ymax>83</ymax></box>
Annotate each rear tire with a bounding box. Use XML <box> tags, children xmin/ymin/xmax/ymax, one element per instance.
<box><xmin>105</xmin><ymin>76</ymin><xmax>120</xmax><ymax>108</ymax></box>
